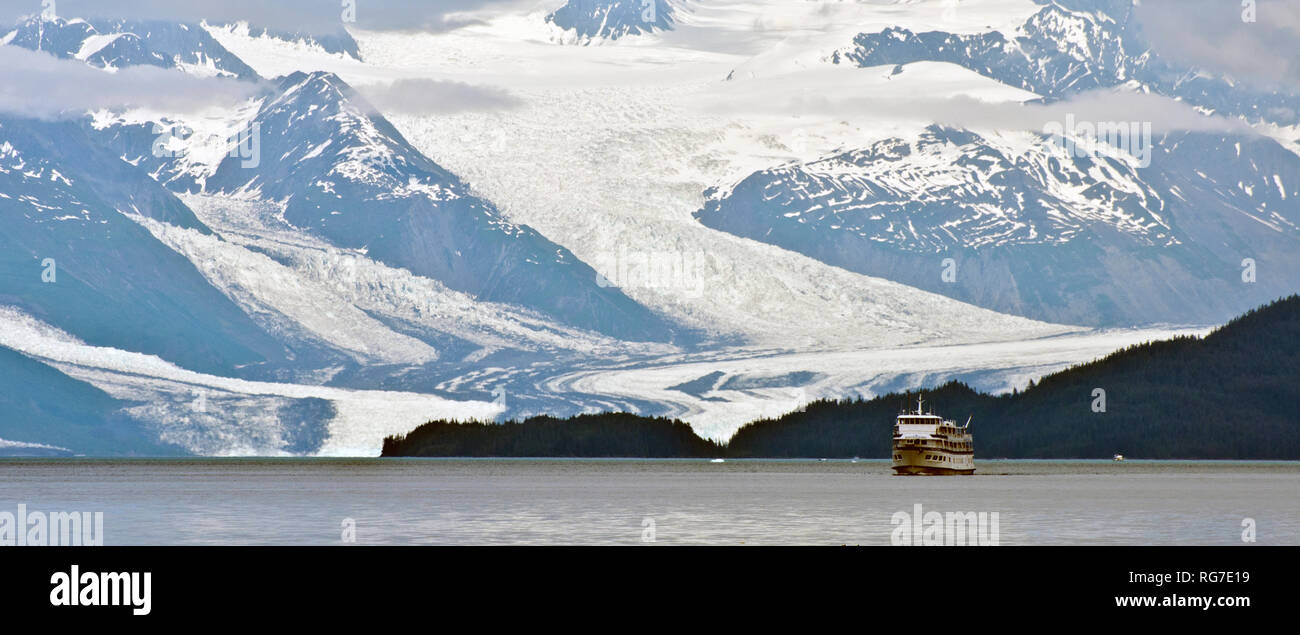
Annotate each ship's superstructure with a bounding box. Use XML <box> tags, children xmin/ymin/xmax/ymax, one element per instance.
<box><xmin>891</xmin><ymin>396</ymin><xmax>974</xmax><ymax>475</ymax></box>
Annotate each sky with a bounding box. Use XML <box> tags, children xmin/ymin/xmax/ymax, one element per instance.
<box><xmin>0</xmin><ymin>0</ymin><xmax>1294</xmax><ymax>126</ymax></box>
<box><xmin>0</xmin><ymin>0</ymin><xmax>1294</xmax><ymax>87</ymax></box>
<box><xmin>0</xmin><ymin>0</ymin><xmax>541</xmax><ymax>34</ymax></box>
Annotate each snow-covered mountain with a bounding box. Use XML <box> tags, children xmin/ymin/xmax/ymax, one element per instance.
<box><xmin>0</xmin><ymin>116</ymin><xmax>306</xmax><ymax>375</ymax></box>
<box><xmin>3</xmin><ymin>0</ymin><xmax>1296</xmax><ymax>454</ymax></box>
<box><xmin>695</xmin><ymin>124</ymin><xmax>1300</xmax><ymax>326</ymax></box>
<box><xmin>88</xmin><ymin>68</ymin><xmax>684</xmax><ymax>343</ymax></box>
<box><xmin>693</xmin><ymin>0</ymin><xmax>1300</xmax><ymax>326</ymax></box>
<box><xmin>219</xmin><ymin>22</ymin><xmax>362</xmax><ymax>61</ymax></box>
<box><xmin>834</xmin><ymin>1</ymin><xmax>1300</xmax><ymax>126</ymax></box>
<box><xmin>546</xmin><ymin>0</ymin><xmax>676</xmax><ymax>43</ymax></box>
<box><xmin>0</xmin><ymin>114</ymin><xmax>387</xmax><ymax>454</ymax></box>
<box><xmin>4</xmin><ymin>15</ymin><xmax>257</xmax><ymax>78</ymax></box>
<box><xmin>0</xmin><ymin>9</ymin><xmax>699</xmax><ymax>455</ymax></box>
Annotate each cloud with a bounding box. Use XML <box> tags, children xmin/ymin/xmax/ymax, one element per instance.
<box><xmin>357</xmin><ymin>78</ymin><xmax>522</xmax><ymax>115</ymax></box>
<box><xmin>0</xmin><ymin>0</ymin><xmax>532</xmax><ymax>35</ymax></box>
<box><xmin>706</xmin><ymin>72</ymin><xmax>1254</xmax><ymax>136</ymax></box>
<box><xmin>1134</xmin><ymin>0</ymin><xmax>1300</xmax><ymax>89</ymax></box>
<box><xmin>920</xmin><ymin>91</ymin><xmax>1256</xmax><ymax>136</ymax></box>
<box><xmin>0</xmin><ymin>46</ymin><xmax>265</xmax><ymax>119</ymax></box>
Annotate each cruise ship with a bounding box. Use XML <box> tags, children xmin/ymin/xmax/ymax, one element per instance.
<box><xmin>891</xmin><ymin>396</ymin><xmax>974</xmax><ymax>475</ymax></box>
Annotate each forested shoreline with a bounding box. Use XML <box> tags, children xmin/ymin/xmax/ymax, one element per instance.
<box><xmin>384</xmin><ymin>296</ymin><xmax>1300</xmax><ymax>460</ymax></box>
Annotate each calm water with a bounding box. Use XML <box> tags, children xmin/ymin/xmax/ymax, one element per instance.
<box><xmin>1</xmin><ymin>458</ymin><xmax>1297</xmax><ymax>545</ymax></box>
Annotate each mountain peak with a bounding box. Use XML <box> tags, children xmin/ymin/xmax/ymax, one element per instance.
<box><xmin>546</xmin><ymin>0</ymin><xmax>677</xmax><ymax>43</ymax></box>
<box><xmin>5</xmin><ymin>15</ymin><xmax>259</xmax><ymax>79</ymax></box>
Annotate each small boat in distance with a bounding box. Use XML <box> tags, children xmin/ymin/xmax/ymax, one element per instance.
<box><xmin>1113</xmin><ymin>454</ymin><xmax>1125</xmax><ymax>462</ymax></box>
<box><xmin>891</xmin><ymin>395</ymin><xmax>974</xmax><ymax>475</ymax></box>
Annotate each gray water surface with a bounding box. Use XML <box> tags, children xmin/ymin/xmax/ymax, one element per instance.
<box><xmin>1</xmin><ymin>458</ymin><xmax>1296</xmax><ymax>545</ymax></box>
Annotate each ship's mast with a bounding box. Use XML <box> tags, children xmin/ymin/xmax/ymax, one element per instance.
<box><xmin>916</xmin><ymin>394</ymin><xmax>923</xmax><ymax>415</ymax></box>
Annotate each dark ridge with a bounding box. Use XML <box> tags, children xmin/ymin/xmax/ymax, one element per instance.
<box><xmin>383</xmin><ymin>413</ymin><xmax>724</xmax><ymax>458</ymax></box>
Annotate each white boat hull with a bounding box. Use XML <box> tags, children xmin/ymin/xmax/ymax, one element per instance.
<box><xmin>891</xmin><ymin>447</ymin><xmax>974</xmax><ymax>475</ymax></box>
